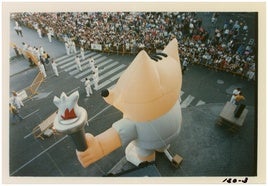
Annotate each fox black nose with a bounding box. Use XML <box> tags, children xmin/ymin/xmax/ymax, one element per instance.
<box><xmin>101</xmin><ymin>89</ymin><xmax>109</xmax><ymax>97</ymax></box>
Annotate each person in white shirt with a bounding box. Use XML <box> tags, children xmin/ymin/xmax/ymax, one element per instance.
<box><xmin>65</xmin><ymin>42</ymin><xmax>70</xmax><ymax>55</ymax></box>
<box><xmin>37</xmin><ymin>28</ymin><xmax>42</xmax><ymax>38</ymax></box>
<box><xmin>80</xmin><ymin>47</ymin><xmax>85</xmax><ymax>60</ymax></box>
<box><xmin>38</xmin><ymin>61</ymin><xmax>47</xmax><ymax>78</ymax></box>
<box><xmin>75</xmin><ymin>56</ymin><xmax>82</xmax><ymax>71</ymax></box>
<box><xmin>89</xmin><ymin>57</ymin><xmax>95</xmax><ymax>71</ymax></box>
<box><xmin>84</xmin><ymin>78</ymin><xmax>93</xmax><ymax>97</ymax></box>
<box><xmin>39</xmin><ymin>46</ymin><xmax>44</xmax><ymax>56</ymax></box>
<box><xmin>93</xmin><ymin>65</ymin><xmax>99</xmax><ymax>80</ymax></box>
<box><xmin>47</xmin><ymin>31</ymin><xmax>52</xmax><ymax>42</ymax></box>
<box><xmin>51</xmin><ymin>59</ymin><xmax>59</xmax><ymax>77</ymax></box>
<box><xmin>92</xmin><ymin>71</ymin><xmax>99</xmax><ymax>90</ymax></box>
<box><xmin>230</xmin><ymin>88</ymin><xmax>241</xmax><ymax>104</ymax></box>
<box><xmin>71</xmin><ymin>41</ymin><xmax>77</xmax><ymax>53</ymax></box>
<box><xmin>14</xmin><ymin>25</ymin><xmax>23</xmax><ymax>37</ymax></box>
<box><xmin>11</xmin><ymin>91</ymin><xmax>24</xmax><ymax>109</ymax></box>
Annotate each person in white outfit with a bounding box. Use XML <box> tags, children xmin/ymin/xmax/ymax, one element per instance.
<box><xmin>94</xmin><ymin>65</ymin><xmax>99</xmax><ymax>80</ymax></box>
<box><xmin>11</xmin><ymin>91</ymin><xmax>24</xmax><ymax>109</ymax></box>
<box><xmin>92</xmin><ymin>71</ymin><xmax>99</xmax><ymax>90</ymax></box>
<box><xmin>230</xmin><ymin>88</ymin><xmax>241</xmax><ymax>104</ymax></box>
<box><xmin>65</xmin><ymin>42</ymin><xmax>70</xmax><ymax>55</ymax></box>
<box><xmin>80</xmin><ymin>47</ymin><xmax>85</xmax><ymax>60</ymax></box>
<box><xmin>51</xmin><ymin>59</ymin><xmax>59</xmax><ymax>77</ymax></box>
<box><xmin>75</xmin><ymin>56</ymin><xmax>82</xmax><ymax>71</ymax></box>
<box><xmin>47</xmin><ymin>31</ymin><xmax>52</xmax><ymax>42</ymax></box>
<box><xmin>34</xmin><ymin>47</ymin><xmax>40</xmax><ymax>59</ymax></box>
<box><xmin>38</xmin><ymin>61</ymin><xmax>47</xmax><ymax>78</ymax></box>
<box><xmin>71</xmin><ymin>41</ymin><xmax>77</xmax><ymax>53</ymax></box>
<box><xmin>84</xmin><ymin>78</ymin><xmax>93</xmax><ymax>97</ymax></box>
<box><xmin>89</xmin><ymin>57</ymin><xmax>95</xmax><ymax>71</ymax></box>
<box><xmin>37</xmin><ymin>28</ymin><xmax>42</xmax><ymax>38</ymax></box>
<box><xmin>39</xmin><ymin>46</ymin><xmax>44</xmax><ymax>57</ymax></box>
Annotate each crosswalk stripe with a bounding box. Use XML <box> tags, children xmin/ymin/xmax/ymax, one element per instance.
<box><xmin>75</xmin><ymin>59</ymin><xmax>114</xmax><ymax>79</ymax></box>
<box><xmin>81</xmin><ymin>64</ymin><xmax>126</xmax><ymax>83</ymax></box>
<box><xmin>76</xmin><ymin>59</ymin><xmax>117</xmax><ymax>81</ymax></box>
<box><xmin>180</xmin><ymin>90</ymin><xmax>184</xmax><ymax>96</ymax></box>
<box><xmin>181</xmin><ymin>95</ymin><xmax>195</xmax><ymax>108</ymax></box>
<box><xmin>196</xmin><ymin>100</ymin><xmax>206</xmax><ymax>106</ymax></box>
<box><xmin>68</xmin><ymin>56</ymin><xmax>107</xmax><ymax>75</ymax></box>
<box><xmin>98</xmin><ymin>64</ymin><xmax>126</xmax><ymax>81</ymax></box>
<box><xmin>179</xmin><ymin>90</ymin><xmax>184</xmax><ymax>103</ymax></box>
<box><xmin>56</xmin><ymin>51</ymin><xmax>91</xmax><ymax>65</ymax></box>
<box><xmin>59</xmin><ymin>53</ymin><xmax>102</xmax><ymax>69</ymax></box>
<box><xmin>55</xmin><ymin>50</ymin><xmax>82</xmax><ymax>62</ymax></box>
<box><xmin>98</xmin><ymin>71</ymin><xmax>125</xmax><ymax>90</ymax></box>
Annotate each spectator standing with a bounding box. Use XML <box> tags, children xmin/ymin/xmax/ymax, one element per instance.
<box><xmin>84</xmin><ymin>78</ymin><xmax>93</xmax><ymax>97</ymax></box>
<box><xmin>75</xmin><ymin>55</ymin><xmax>82</xmax><ymax>71</ymax></box>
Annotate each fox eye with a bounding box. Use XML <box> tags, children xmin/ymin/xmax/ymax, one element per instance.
<box><xmin>150</xmin><ymin>52</ymin><xmax>168</xmax><ymax>62</ymax></box>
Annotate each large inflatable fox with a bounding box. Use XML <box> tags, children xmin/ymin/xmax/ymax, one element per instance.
<box><xmin>76</xmin><ymin>38</ymin><xmax>182</xmax><ymax>167</ymax></box>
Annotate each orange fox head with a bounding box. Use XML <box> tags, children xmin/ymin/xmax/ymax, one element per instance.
<box><xmin>101</xmin><ymin>38</ymin><xmax>182</xmax><ymax>122</ymax></box>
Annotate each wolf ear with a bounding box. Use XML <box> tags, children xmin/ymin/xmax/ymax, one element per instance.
<box><xmin>163</xmin><ymin>38</ymin><xmax>179</xmax><ymax>62</ymax></box>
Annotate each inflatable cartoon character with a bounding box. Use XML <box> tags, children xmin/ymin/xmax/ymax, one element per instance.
<box><xmin>77</xmin><ymin>38</ymin><xmax>182</xmax><ymax>167</ymax></box>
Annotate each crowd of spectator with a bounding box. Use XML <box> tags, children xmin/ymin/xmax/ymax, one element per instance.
<box><xmin>11</xmin><ymin>12</ymin><xmax>256</xmax><ymax>80</ymax></box>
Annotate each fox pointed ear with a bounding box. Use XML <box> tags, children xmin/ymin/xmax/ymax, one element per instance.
<box><xmin>163</xmin><ymin>38</ymin><xmax>179</xmax><ymax>62</ymax></box>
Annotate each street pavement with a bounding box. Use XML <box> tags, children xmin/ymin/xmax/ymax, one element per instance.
<box><xmin>6</xmin><ymin>13</ymin><xmax>258</xmax><ymax>183</ymax></box>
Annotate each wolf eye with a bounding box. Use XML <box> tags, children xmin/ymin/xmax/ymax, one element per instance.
<box><xmin>150</xmin><ymin>52</ymin><xmax>168</xmax><ymax>62</ymax></box>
